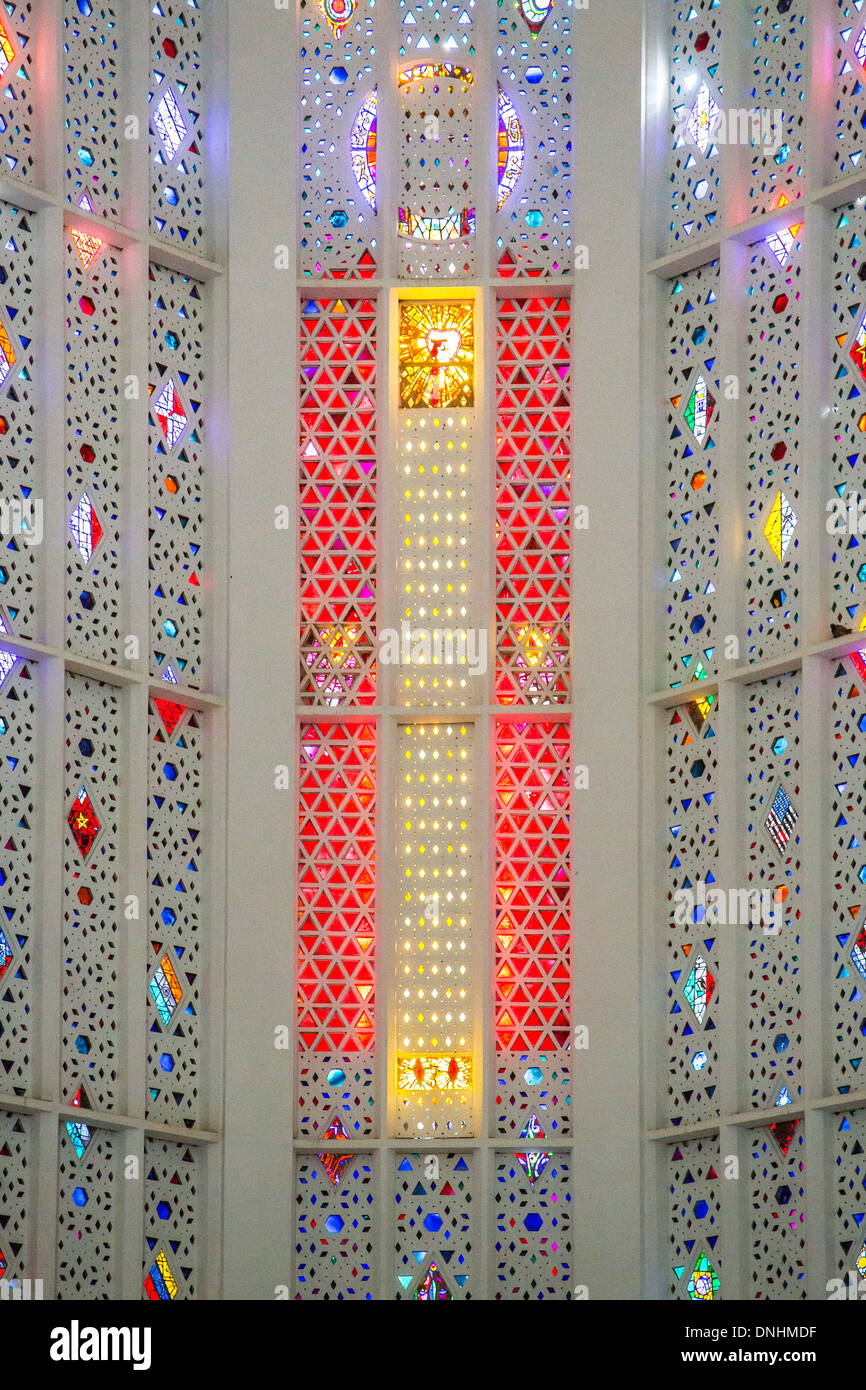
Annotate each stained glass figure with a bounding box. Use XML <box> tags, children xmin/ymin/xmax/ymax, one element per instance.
<box><xmin>69</xmin><ymin>493</ymin><xmax>103</xmax><ymax>564</ymax></box>
<box><xmin>683</xmin><ymin>954</ymin><xmax>714</xmax><ymax>1024</ymax></box>
<box><xmin>497</xmin><ymin>87</ymin><xmax>525</xmax><ymax>210</ymax></box>
<box><xmin>0</xmin><ymin>925</ymin><xmax>10</xmax><ymax>982</ymax></box>
<box><xmin>152</xmin><ymin>87</ymin><xmax>189</xmax><ymax>163</ymax></box>
<box><xmin>67</xmin><ymin>785</ymin><xmax>101</xmax><ymax>859</ymax></box>
<box><xmin>763</xmin><ymin>489</ymin><xmax>797</xmax><ymax>561</ymax></box>
<box><xmin>318</xmin><ymin>1115</ymin><xmax>351</xmax><ymax>1185</ymax></box>
<box><xmin>687</xmin><ymin>1253</ymin><xmax>719</xmax><ymax>1301</ymax></box>
<box><xmin>153</xmin><ymin>378</ymin><xmax>188</xmax><ymax>450</ymax></box>
<box><xmin>764</xmin><ymin>784</ymin><xmax>798</xmax><ymax>854</ymax></box>
<box><xmin>350</xmin><ymin>90</ymin><xmax>377</xmax><ymax>211</ymax></box>
<box><xmin>398</xmin><ymin>300</ymin><xmax>474</xmax><ymax>408</ymax></box>
<box><xmin>319</xmin><ymin>0</ymin><xmax>357</xmax><ymax>37</ymax></box>
<box><xmin>686</xmin><ymin>84</ymin><xmax>721</xmax><ymax>156</ymax></box>
<box><xmin>413</xmin><ymin>1261</ymin><xmax>452</xmax><ymax>1299</ymax></box>
<box><xmin>683</xmin><ymin>375</ymin><xmax>715</xmax><ymax>445</ymax></box>
<box><xmin>398</xmin><ymin>206</ymin><xmax>476</xmax><ymax>242</ymax></box>
<box><xmin>517</xmin><ymin>0</ymin><xmax>554</xmax><ymax>34</ymax></box>
<box><xmin>515</xmin><ymin>1149</ymin><xmax>551</xmax><ymax>1187</ymax></box>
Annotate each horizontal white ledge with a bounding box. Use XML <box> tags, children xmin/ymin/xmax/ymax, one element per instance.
<box><xmin>0</xmin><ymin>637</ymin><xmax>225</xmax><ymax>703</ymax></box>
<box><xmin>644</xmin><ymin>1092</ymin><xmax>866</xmax><ymax>1142</ymax></box>
<box><xmin>646</xmin><ymin>630</ymin><xmax>866</xmax><ymax>706</ymax></box>
<box><xmin>0</xmin><ymin>1093</ymin><xmax>219</xmax><ymax>1144</ymax></box>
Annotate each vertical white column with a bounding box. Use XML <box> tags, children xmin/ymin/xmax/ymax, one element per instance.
<box><xmin>570</xmin><ymin>0</ymin><xmax>644</xmax><ymax>1300</ymax></box>
<box><xmin>220</xmin><ymin>0</ymin><xmax>296</xmax><ymax>1299</ymax></box>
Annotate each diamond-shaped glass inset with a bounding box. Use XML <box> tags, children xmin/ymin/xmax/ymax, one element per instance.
<box><xmin>683</xmin><ymin>954</ymin><xmax>714</xmax><ymax>1024</ymax></box>
<box><xmin>152</xmin><ymin>86</ymin><xmax>190</xmax><ymax>163</ymax></box>
<box><xmin>153</xmin><ymin>378</ymin><xmax>188</xmax><ymax>451</ymax></box>
<box><xmin>763</xmin><ymin>490</ymin><xmax>797</xmax><ymax>562</ymax></box>
<box><xmin>67</xmin><ymin>785</ymin><xmax>101</xmax><ymax>859</ymax></box>
<box><xmin>69</xmin><ymin>493</ymin><xmax>103</xmax><ymax>564</ymax></box>
<box><xmin>764</xmin><ymin>782</ymin><xmax>798</xmax><ymax>854</ymax></box>
<box><xmin>149</xmin><ymin>954</ymin><xmax>183</xmax><ymax>1027</ymax></box>
<box><xmin>0</xmin><ymin>317</ymin><xmax>17</xmax><ymax>390</ymax></box>
<box><xmin>686</xmin><ymin>83</ymin><xmax>721</xmax><ymax>155</ymax></box>
<box><xmin>683</xmin><ymin>375</ymin><xmax>715</xmax><ymax>445</ymax></box>
<box><xmin>144</xmin><ymin>1248</ymin><xmax>178</xmax><ymax>1301</ymax></box>
<box><xmin>318</xmin><ymin>1115</ymin><xmax>351</xmax><ymax>1185</ymax></box>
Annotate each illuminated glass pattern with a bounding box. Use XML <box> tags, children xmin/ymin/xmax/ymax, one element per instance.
<box><xmin>518</xmin><ymin>0</ymin><xmax>554</xmax><ymax>34</ymax></box>
<box><xmin>70</xmin><ymin>227</ymin><xmax>104</xmax><ymax>269</ymax></box>
<box><xmin>350</xmin><ymin>90</ymin><xmax>377</xmax><ymax>211</ymax></box>
<box><xmin>68</xmin><ymin>493</ymin><xmax>103</xmax><ymax>564</ymax></box>
<box><xmin>144</xmin><ymin>1249</ymin><xmax>178</xmax><ymax>1301</ymax></box>
<box><xmin>67</xmin><ymin>785</ymin><xmax>101</xmax><ymax>859</ymax></box>
<box><xmin>0</xmin><ymin>320</ymin><xmax>17</xmax><ymax>389</ymax></box>
<box><xmin>153</xmin><ymin>378</ymin><xmax>188</xmax><ymax>451</ymax></box>
<box><xmin>497</xmin><ymin>87</ymin><xmax>525</xmax><ymax>211</ymax></box>
<box><xmin>149</xmin><ymin>954</ymin><xmax>183</xmax><ymax>1028</ymax></box>
<box><xmin>763</xmin><ymin>489</ymin><xmax>798</xmax><ymax>562</ymax></box>
<box><xmin>152</xmin><ymin>87</ymin><xmax>189</xmax><ymax>163</ymax></box>
<box><xmin>398</xmin><ymin>300</ymin><xmax>475</xmax><ymax>408</ymax></box>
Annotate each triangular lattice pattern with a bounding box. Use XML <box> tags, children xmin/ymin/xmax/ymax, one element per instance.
<box><xmin>496</xmin><ymin>296</ymin><xmax>570</xmax><ymax>704</ymax></box>
<box><xmin>495</xmin><ymin>719</ymin><xmax>570</xmax><ymax>1053</ymax></box>
<box><xmin>297</xmin><ymin>722</ymin><xmax>376</xmax><ymax>1053</ymax></box>
<box><xmin>299</xmin><ymin>297</ymin><xmax>377</xmax><ymax>706</ymax></box>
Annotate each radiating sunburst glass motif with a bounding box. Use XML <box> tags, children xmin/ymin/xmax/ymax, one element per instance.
<box><xmin>319</xmin><ymin>0</ymin><xmax>357</xmax><ymax>37</ymax></box>
<box><xmin>398</xmin><ymin>300</ymin><xmax>475</xmax><ymax>408</ymax></box>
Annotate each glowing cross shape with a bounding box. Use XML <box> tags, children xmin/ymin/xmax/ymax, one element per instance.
<box><xmin>683</xmin><ymin>953</ymin><xmax>714</xmax><ymax>1024</ymax></box>
<box><xmin>686</xmin><ymin>84</ymin><xmax>721</xmax><ymax>156</ymax></box>
<box><xmin>0</xmin><ymin>320</ymin><xmax>17</xmax><ymax>389</ymax></box>
<box><xmin>69</xmin><ymin>493</ymin><xmax>103</xmax><ymax>564</ymax></box>
<box><xmin>67</xmin><ymin>785</ymin><xmax>101</xmax><ymax>859</ymax></box>
<box><xmin>152</xmin><ymin>87</ymin><xmax>189</xmax><ymax>163</ymax></box>
<box><xmin>0</xmin><ymin>20</ymin><xmax>14</xmax><ymax>78</ymax></box>
<box><xmin>70</xmin><ymin>227</ymin><xmax>105</xmax><ymax>270</ymax></box>
<box><xmin>154</xmin><ymin>379</ymin><xmax>188</xmax><ymax>450</ymax></box>
<box><xmin>763</xmin><ymin>489</ymin><xmax>797</xmax><ymax>562</ymax></box>
<box><xmin>687</xmin><ymin>1254</ymin><xmax>719</xmax><ymax>1301</ymax></box>
<box><xmin>319</xmin><ymin>0</ymin><xmax>357</xmax><ymax>37</ymax></box>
